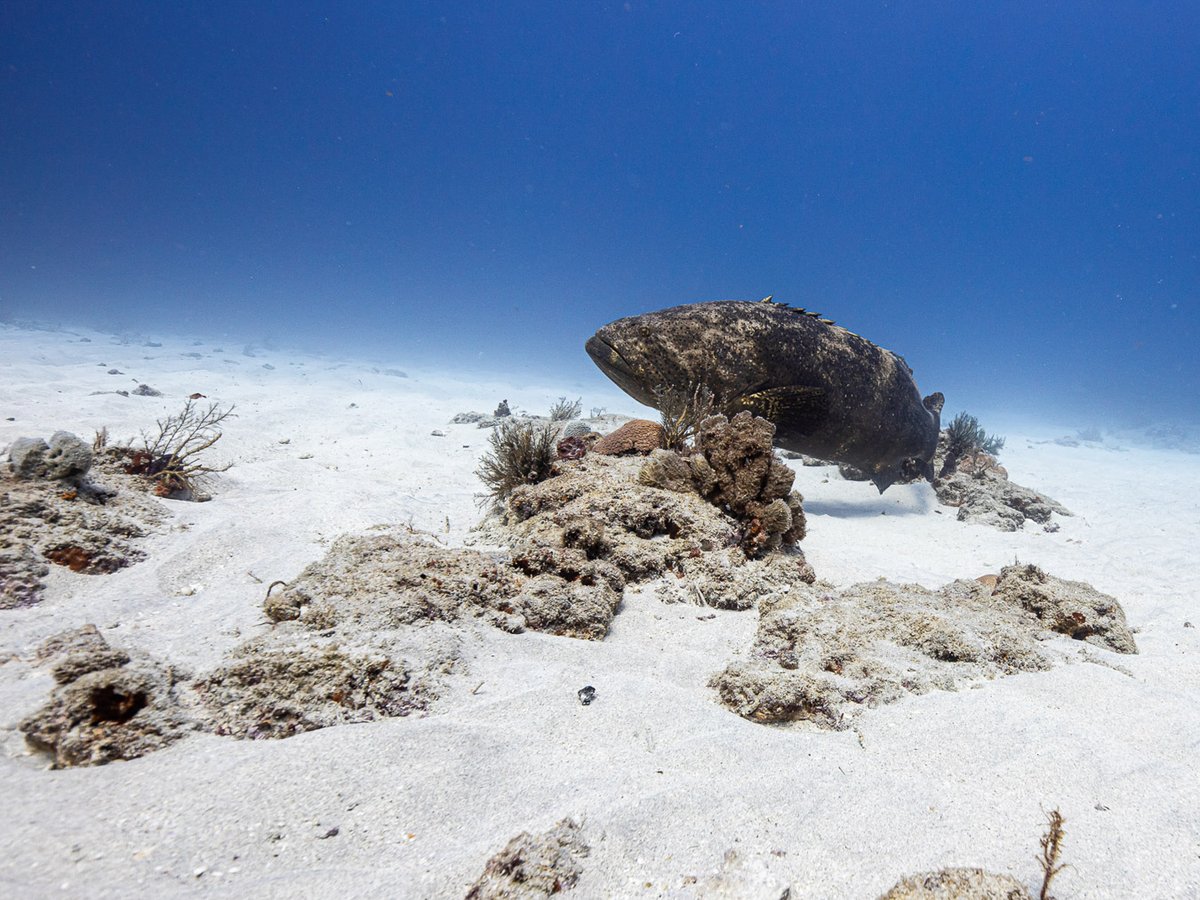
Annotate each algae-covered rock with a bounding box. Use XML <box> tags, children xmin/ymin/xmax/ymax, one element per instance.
<box><xmin>38</xmin><ymin>623</ymin><xmax>132</xmax><ymax>683</ymax></box>
<box><xmin>501</xmin><ymin>454</ymin><xmax>739</xmax><ymax>578</ymax></box>
<box><xmin>714</xmin><ymin>566</ymin><xmax>1135</xmax><ymax>729</ymax></box>
<box><xmin>1</xmin><ymin>459</ymin><xmax>163</xmax><ymax>608</ymax></box>
<box><xmin>19</xmin><ymin>626</ymin><xmax>193</xmax><ymax>767</ymax></box>
<box><xmin>879</xmin><ymin>867</ymin><xmax>1032</xmax><ymax>899</ymax></box>
<box><xmin>993</xmin><ymin>563</ymin><xmax>1136</xmax><ymax>653</ymax></box>
<box><xmin>489</xmin><ymin>450</ymin><xmax>815</xmax><ymax>610</ymax></box>
<box><xmin>931</xmin><ymin>434</ymin><xmax>1070</xmax><ymax>532</ymax></box>
<box><xmin>654</xmin><ymin>548</ymin><xmax>815</xmax><ymax>611</ymax></box>
<box><xmin>637</xmin><ymin>448</ymin><xmax>695</xmax><ymax>493</ymax></box>
<box><xmin>266</xmin><ymin>531</ymin><xmax>622</xmax><ymax>640</ymax></box>
<box><xmin>197</xmin><ymin>637</ymin><xmax>433</xmax><ymax>739</ymax></box>
<box><xmin>0</xmin><ymin>542</ymin><xmax>49</xmax><ymax>609</ymax></box>
<box><xmin>466</xmin><ymin>818</ymin><xmax>589</xmax><ymax>899</ymax></box>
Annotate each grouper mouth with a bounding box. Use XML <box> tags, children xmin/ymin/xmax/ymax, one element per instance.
<box><xmin>585</xmin><ymin>333</ymin><xmax>650</xmax><ymax>402</ymax></box>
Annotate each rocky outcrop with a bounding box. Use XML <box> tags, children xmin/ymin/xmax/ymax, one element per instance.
<box><xmin>19</xmin><ymin>626</ymin><xmax>193</xmax><ymax>767</ymax></box>
<box><xmin>713</xmin><ymin>564</ymin><xmax>1136</xmax><ymax>730</ymax></box>
<box><xmin>264</xmin><ymin>531</ymin><xmax>623</xmax><ymax>641</ymax></box>
<box><xmin>1</xmin><ymin>441</ymin><xmax>164</xmax><ymax>608</ymax></box>
<box><xmin>466</xmin><ymin>818</ymin><xmax>589</xmax><ymax>899</ymax></box>
<box><xmin>931</xmin><ymin>436</ymin><xmax>1070</xmax><ymax>532</ymax></box>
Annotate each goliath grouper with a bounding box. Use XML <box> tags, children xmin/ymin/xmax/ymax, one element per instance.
<box><xmin>585</xmin><ymin>298</ymin><xmax>944</xmax><ymax>493</ymax></box>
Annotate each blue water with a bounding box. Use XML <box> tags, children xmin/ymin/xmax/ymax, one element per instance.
<box><xmin>2</xmin><ymin>2</ymin><xmax>1197</xmax><ymax>430</ymax></box>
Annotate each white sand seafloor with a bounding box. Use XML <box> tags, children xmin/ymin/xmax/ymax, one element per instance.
<box><xmin>1</xmin><ymin>322</ymin><xmax>1198</xmax><ymax>899</ymax></box>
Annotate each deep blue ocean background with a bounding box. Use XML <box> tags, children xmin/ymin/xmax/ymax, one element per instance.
<box><xmin>2</xmin><ymin>2</ymin><xmax>1197</xmax><ymax>431</ymax></box>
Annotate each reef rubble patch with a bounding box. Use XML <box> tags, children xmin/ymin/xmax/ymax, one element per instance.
<box><xmin>477</xmin><ymin>412</ymin><xmax>816</xmax><ymax>610</ymax></box>
<box><xmin>930</xmin><ymin>438</ymin><xmax>1071</xmax><ymax>532</ymax></box>
<box><xmin>713</xmin><ymin>563</ymin><xmax>1136</xmax><ymax>730</ymax></box>
<box><xmin>2</xmin><ymin>433</ymin><xmax>166</xmax><ymax>609</ymax></box>
<box><xmin>465</xmin><ymin>817</ymin><xmax>590</xmax><ymax>900</ymax></box>
<box><xmin>265</xmin><ymin>530</ymin><xmax>623</xmax><ymax>641</ymax></box>
<box><xmin>19</xmin><ymin>625</ymin><xmax>194</xmax><ymax>767</ymax></box>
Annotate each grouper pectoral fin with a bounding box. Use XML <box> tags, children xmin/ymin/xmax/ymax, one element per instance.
<box><xmin>732</xmin><ymin>385</ymin><xmax>829</xmax><ymax>431</ymax></box>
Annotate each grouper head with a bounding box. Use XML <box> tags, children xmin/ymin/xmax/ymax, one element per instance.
<box><xmin>585</xmin><ymin>329</ymin><xmax>656</xmax><ymax>407</ymax></box>
<box><xmin>585</xmin><ymin>305</ymin><xmax>763</xmax><ymax>408</ymax></box>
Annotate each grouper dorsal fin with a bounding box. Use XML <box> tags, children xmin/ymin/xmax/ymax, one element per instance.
<box><xmin>732</xmin><ymin>385</ymin><xmax>829</xmax><ymax>431</ymax></box>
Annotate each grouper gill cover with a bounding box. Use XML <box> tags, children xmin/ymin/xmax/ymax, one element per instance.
<box><xmin>587</xmin><ymin>299</ymin><xmax>944</xmax><ymax>493</ymax></box>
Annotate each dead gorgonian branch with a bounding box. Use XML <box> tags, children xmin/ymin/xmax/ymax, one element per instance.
<box><xmin>549</xmin><ymin>397</ymin><xmax>583</xmax><ymax>421</ymax></box>
<box><xmin>655</xmin><ymin>382</ymin><xmax>718</xmax><ymax>450</ymax></box>
<box><xmin>125</xmin><ymin>399</ymin><xmax>235</xmax><ymax>499</ymax></box>
<box><xmin>1037</xmin><ymin>807</ymin><xmax>1067</xmax><ymax>900</ymax></box>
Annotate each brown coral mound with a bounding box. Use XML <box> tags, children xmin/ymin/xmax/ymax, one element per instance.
<box><xmin>493</xmin><ymin>451</ymin><xmax>814</xmax><ymax>609</ymax></box>
<box><xmin>693</xmin><ymin>412</ymin><xmax>807</xmax><ymax>555</ymax></box>
<box><xmin>592</xmin><ymin>419</ymin><xmax>663</xmax><ymax>455</ymax></box>
<box><xmin>265</xmin><ymin>531</ymin><xmax>622</xmax><ymax>641</ymax></box>
<box><xmin>197</xmin><ymin>638</ymin><xmax>432</xmax><ymax>739</ymax></box>
<box><xmin>878</xmin><ymin>867</ymin><xmax>1031</xmax><ymax>899</ymax></box>
<box><xmin>714</xmin><ymin>566</ymin><xmax>1136</xmax><ymax>730</ymax></box>
<box><xmin>19</xmin><ymin>626</ymin><xmax>192</xmax><ymax>767</ymax></box>
<box><xmin>466</xmin><ymin>818</ymin><xmax>589</xmax><ymax>899</ymax></box>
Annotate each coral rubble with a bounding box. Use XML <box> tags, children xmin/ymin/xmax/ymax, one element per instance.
<box><xmin>265</xmin><ymin>531</ymin><xmax>623</xmax><ymax>641</ymax></box>
<box><xmin>19</xmin><ymin>626</ymin><xmax>193</xmax><ymax>767</ymax></box>
<box><xmin>465</xmin><ymin>818</ymin><xmax>589</xmax><ymax>900</ymax></box>
<box><xmin>493</xmin><ymin>412</ymin><xmax>813</xmax><ymax>593</ymax></box>
<box><xmin>19</xmin><ymin>617</ymin><xmax>460</xmax><ymax>764</ymax></box>
<box><xmin>931</xmin><ymin>434</ymin><xmax>1070</xmax><ymax>532</ymax></box>
<box><xmin>197</xmin><ymin>636</ymin><xmax>434</xmax><ymax>739</ymax></box>
<box><xmin>2</xmin><ymin>432</ymin><xmax>164</xmax><ymax>608</ymax></box>
<box><xmin>878</xmin><ymin>867</ymin><xmax>1031</xmax><ymax>899</ymax></box>
<box><xmin>492</xmin><ymin>444</ymin><xmax>814</xmax><ymax>609</ymax></box>
<box><xmin>713</xmin><ymin>564</ymin><xmax>1136</xmax><ymax>730</ymax></box>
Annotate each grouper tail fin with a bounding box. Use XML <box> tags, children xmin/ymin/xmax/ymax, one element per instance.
<box><xmin>920</xmin><ymin>392</ymin><xmax>945</xmax><ymax>485</ymax></box>
<box><xmin>923</xmin><ymin>391</ymin><xmax>945</xmax><ymax>429</ymax></box>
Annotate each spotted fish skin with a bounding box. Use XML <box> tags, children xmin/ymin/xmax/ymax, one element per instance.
<box><xmin>585</xmin><ymin>299</ymin><xmax>944</xmax><ymax>492</ymax></box>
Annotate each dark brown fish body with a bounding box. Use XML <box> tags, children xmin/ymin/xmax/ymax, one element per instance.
<box><xmin>586</xmin><ymin>299</ymin><xmax>944</xmax><ymax>492</ymax></box>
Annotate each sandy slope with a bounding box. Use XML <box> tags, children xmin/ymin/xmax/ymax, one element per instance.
<box><xmin>1</xmin><ymin>323</ymin><xmax>1197</xmax><ymax>899</ymax></box>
